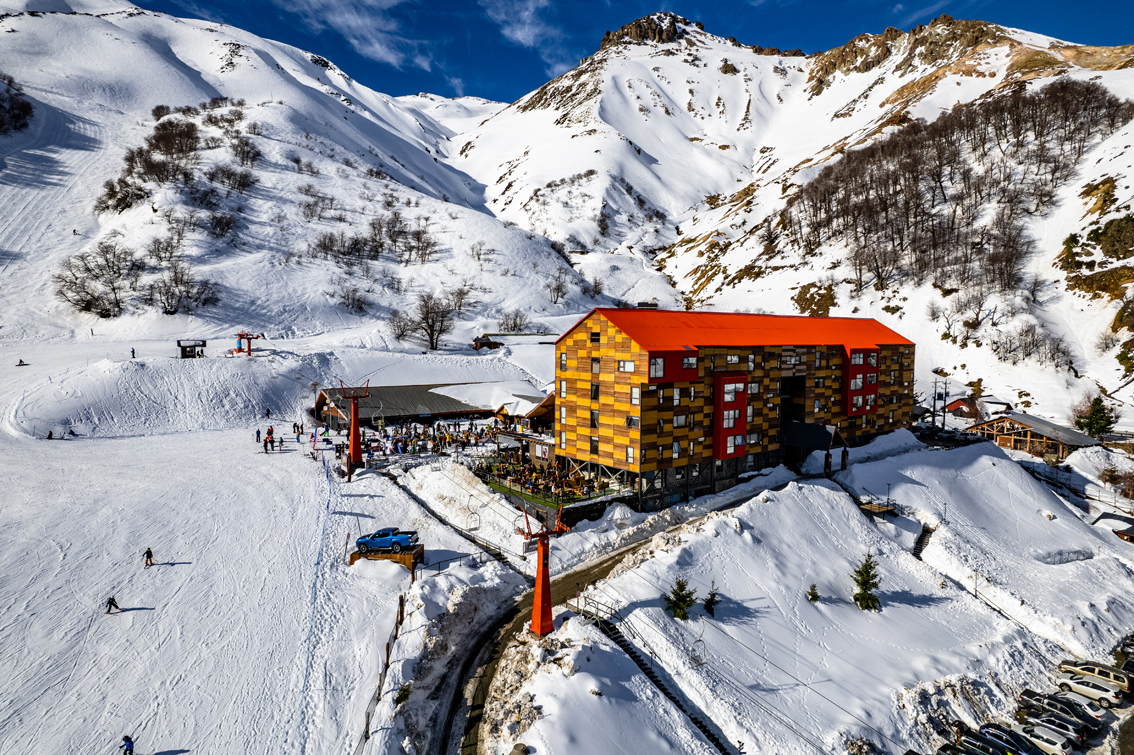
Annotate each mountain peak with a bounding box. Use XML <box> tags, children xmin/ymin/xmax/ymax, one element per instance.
<box><xmin>598</xmin><ymin>12</ymin><xmax>699</xmax><ymax>50</ymax></box>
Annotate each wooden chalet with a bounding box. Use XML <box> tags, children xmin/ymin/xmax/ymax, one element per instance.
<box><xmin>966</xmin><ymin>412</ymin><xmax>1100</xmax><ymax>460</ymax></box>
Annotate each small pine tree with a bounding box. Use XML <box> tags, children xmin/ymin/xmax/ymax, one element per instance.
<box><xmin>663</xmin><ymin>576</ymin><xmax>697</xmax><ymax>621</ymax></box>
<box><xmin>1074</xmin><ymin>395</ymin><xmax>1121</xmax><ymax>437</ymax></box>
<box><xmin>851</xmin><ymin>551</ymin><xmax>882</xmax><ymax>612</ymax></box>
<box><xmin>807</xmin><ymin>584</ymin><xmax>820</xmax><ymax>603</ymax></box>
<box><xmin>703</xmin><ymin>580</ymin><xmax>720</xmax><ymax>617</ymax></box>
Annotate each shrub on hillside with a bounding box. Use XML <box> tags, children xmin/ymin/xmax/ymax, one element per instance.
<box><xmin>0</xmin><ymin>72</ymin><xmax>33</xmax><ymax>135</ymax></box>
<box><xmin>53</xmin><ymin>241</ymin><xmax>145</xmax><ymax>318</ymax></box>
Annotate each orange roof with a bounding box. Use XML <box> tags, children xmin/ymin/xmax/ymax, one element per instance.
<box><xmin>560</xmin><ymin>309</ymin><xmax>913</xmax><ymax>351</ymax></box>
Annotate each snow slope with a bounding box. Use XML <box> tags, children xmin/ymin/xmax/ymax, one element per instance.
<box><xmin>556</xmin><ymin>448</ymin><xmax>1134</xmax><ymax>755</ymax></box>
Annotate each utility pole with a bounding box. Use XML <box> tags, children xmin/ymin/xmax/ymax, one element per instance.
<box><xmin>931</xmin><ymin>377</ymin><xmax>939</xmax><ymax>428</ymax></box>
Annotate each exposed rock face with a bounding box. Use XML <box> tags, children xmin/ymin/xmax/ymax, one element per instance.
<box><xmin>806</xmin><ymin>15</ymin><xmax>1002</xmax><ymax>95</ymax></box>
<box><xmin>599</xmin><ymin>12</ymin><xmax>694</xmax><ymax>49</ymax></box>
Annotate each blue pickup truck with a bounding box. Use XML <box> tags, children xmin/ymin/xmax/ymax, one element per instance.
<box><xmin>357</xmin><ymin>528</ymin><xmax>419</xmax><ymax>554</ymax></box>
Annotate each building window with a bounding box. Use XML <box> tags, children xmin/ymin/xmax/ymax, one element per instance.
<box><xmin>626</xmin><ymin>416</ymin><xmax>640</xmax><ymax>429</ymax></box>
<box><xmin>890</xmin><ymin>370</ymin><xmax>896</xmax><ymax>383</ymax></box>
<box><xmin>589</xmin><ymin>436</ymin><xmax>599</xmax><ymax>454</ymax></box>
<box><xmin>748</xmin><ymin>432</ymin><xmax>761</xmax><ymax>444</ymax></box>
<box><xmin>816</xmin><ymin>377</ymin><xmax>825</xmax><ymax>388</ymax></box>
<box><xmin>674</xmin><ymin>414</ymin><xmax>688</xmax><ymax>428</ymax></box>
<box><xmin>658</xmin><ymin>418</ymin><xmax>665</xmax><ymax>433</ymax></box>
<box><xmin>851</xmin><ymin>374</ymin><xmax>864</xmax><ymax>391</ymax></box>
<box><xmin>747</xmin><ymin>404</ymin><xmax>754</xmax><ymax>422</ymax></box>
<box><xmin>850</xmin><ymin>352</ymin><xmax>864</xmax><ymax>365</ymax></box>
<box><xmin>866</xmin><ymin>373</ymin><xmax>877</xmax><ymax>385</ymax></box>
<box><xmin>626</xmin><ymin>446</ymin><xmax>634</xmax><ymax>463</ymax></box>
<box><xmin>852</xmin><ymin>395</ymin><xmax>864</xmax><ymax>410</ymax></box>
<box><xmin>559</xmin><ymin>380</ymin><xmax>567</xmax><ymax>399</ymax></box>
<box><xmin>658</xmin><ymin>447</ymin><xmax>664</xmax><ymax>460</ymax></box>
<box><xmin>591</xmin><ymin>357</ymin><xmax>601</xmax><ymax>373</ymax></box>
<box><xmin>726</xmin><ymin>354</ymin><xmax>739</xmax><ymax>364</ymax></box>
<box><xmin>673</xmin><ymin>441</ymin><xmax>681</xmax><ymax>458</ymax></box>
<box><xmin>814</xmin><ymin>399</ymin><xmax>822</xmax><ymax>413</ymax></box>
<box><xmin>590</xmin><ymin>410</ymin><xmax>599</xmax><ymax>429</ymax></box>
<box><xmin>723</xmin><ymin>409</ymin><xmax>739</xmax><ymax>428</ymax></box>
<box><xmin>708</xmin><ymin>385</ymin><xmax>715</xmax><ymax>400</ymax></box>
<box><xmin>560</xmin><ymin>406</ymin><xmax>567</xmax><ymax>424</ymax></box>
<box><xmin>649</xmin><ymin>357</ymin><xmax>665</xmax><ymax>378</ymax></box>
<box><xmin>748</xmin><ymin>354</ymin><xmax>755</xmax><ymax>371</ymax></box>
<box><xmin>724</xmin><ymin>382</ymin><xmax>744</xmax><ymax>402</ymax></box>
<box><xmin>683</xmin><ymin>356</ymin><xmax>697</xmax><ymax>370</ymax></box>
<box><xmin>867</xmin><ymin>352</ymin><xmax>878</xmax><ymax>367</ymax></box>
<box><xmin>689</xmin><ymin>386</ymin><xmax>696</xmax><ymax>400</ymax></box>
<box><xmin>559</xmin><ymin>352</ymin><xmax>566</xmax><ymax>370</ymax></box>
<box><xmin>590</xmin><ymin>331</ymin><xmax>600</xmax><ymax>344</ymax></box>
<box><xmin>590</xmin><ymin>382</ymin><xmax>600</xmax><ymax>401</ymax></box>
<box><xmin>618</xmin><ymin>360</ymin><xmax>635</xmax><ymax>372</ymax></box>
<box><xmin>865</xmin><ymin>395</ymin><xmax>876</xmax><ymax>409</ymax></box>
<box><xmin>658</xmin><ymin>388</ymin><xmax>666</xmax><ymax>403</ymax></box>
<box><xmin>559</xmin><ymin>431</ymin><xmax>566</xmax><ymax>449</ymax></box>
<box><xmin>535</xmin><ymin>444</ymin><xmax>549</xmax><ymax>460</ymax></box>
<box><xmin>748</xmin><ymin>383</ymin><xmax>758</xmax><ymax>394</ymax></box>
<box><xmin>673</xmin><ymin>388</ymin><xmax>681</xmax><ymax>406</ymax></box>
<box><xmin>889</xmin><ymin>410</ymin><xmax>895</xmax><ymax>423</ymax></box>
<box><xmin>675</xmin><ymin>466</ymin><xmax>684</xmax><ymax>480</ymax></box>
<box><xmin>631</xmin><ymin>386</ymin><xmax>640</xmax><ymax>405</ymax></box>
<box><xmin>727</xmin><ymin>436</ymin><xmax>736</xmax><ymax>454</ymax></box>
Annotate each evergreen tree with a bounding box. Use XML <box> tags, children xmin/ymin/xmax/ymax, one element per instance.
<box><xmin>703</xmin><ymin>580</ymin><xmax>720</xmax><ymax>617</ymax></box>
<box><xmin>663</xmin><ymin>576</ymin><xmax>697</xmax><ymax>621</ymax></box>
<box><xmin>807</xmin><ymin>584</ymin><xmax>820</xmax><ymax>603</ymax></box>
<box><xmin>851</xmin><ymin>552</ymin><xmax>882</xmax><ymax>611</ymax></box>
<box><xmin>1074</xmin><ymin>396</ymin><xmax>1120</xmax><ymax>437</ymax></box>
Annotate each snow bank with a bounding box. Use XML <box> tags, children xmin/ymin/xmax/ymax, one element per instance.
<box><xmin>583</xmin><ymin>478</ymin><xmax>1061</xmax><ymax>755</ymax></box>
<box><xmin>840</xmin><ymin>443</ymin><xmax>1134</xmax><ymax>659</ymax></box>
<box><xmin>482</xmin><ymin>616</ymin><xmax>717</xmax><ymax>755</ymax></box>
<box><xmin>801</xmin><ymin>428</ymin><xmax>923</xmax><ymax>475</ymax></box>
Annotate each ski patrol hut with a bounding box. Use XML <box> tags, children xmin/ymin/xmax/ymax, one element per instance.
<box><xmin>177</xmin><ymin>339</ymin><xmax>206</xmax><ymax>359</ymax></box>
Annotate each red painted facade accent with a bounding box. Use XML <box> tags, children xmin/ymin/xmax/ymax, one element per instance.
<box><xmin>713</xmin><ymin>372</ymin><xmax>748</xmax><ymax>460</ymax></box>
<box><xmin>645</xmin><ymin>350</ymin><xmax>701</xmax><ymax>384</ymax></box>
<box><xmin>842</xmin><ymin>348</ymin><xmax>880</xmax><ymax>417</ymax></box>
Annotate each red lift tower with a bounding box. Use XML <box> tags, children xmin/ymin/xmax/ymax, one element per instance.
<box><xmin>339</xmin><ymin>380</ymin><xmax>370</xmax><ymax>470</ymax></box>
<box><xmin>517</xmin><ymin>505</ymin><xmax>568</xmax><ymax>637</ymax></box>
<box><xmin>235</xmin><ymin>332</ymin><xmax>262</xmax><ymax>356</ymax></box>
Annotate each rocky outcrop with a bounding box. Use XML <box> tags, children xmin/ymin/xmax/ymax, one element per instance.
<box><xmin>599</xmin><ymin>12</ymin><xmax>698</xmax><ymax>49</ymax></box>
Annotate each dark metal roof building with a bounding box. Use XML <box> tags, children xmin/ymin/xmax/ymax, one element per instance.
<box><xmin>315</xmin><ymin>384</ymin><xmax>494</xmax><ymax>427</ymax></box>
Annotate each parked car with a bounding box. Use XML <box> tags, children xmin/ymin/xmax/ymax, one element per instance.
<box><xmin>957</xmin><ymin>732</ymin><xmax>1012</xmax><ymax>755</ymax></box>
<box><xmin>1055</xmin><ymin>672</ymin><xmax>1123</xmax><ymax>708</ymax></box>
<box><xmin>1056</xmin><ymin>660</ymin><xmax>1131</xmax><ymax>694</ymax></box>
<box><xmin>1054</xmin><ymin>691</ymin><xmax>1106</xmax><ymax>723</ymax></box>
<box><xmin>1019</xmin><ymin>712</ymin><xmax>1084</xmax><ymax>748</ymax></box>
<box><xmin>1018</xmin><ymin>690</ymin><xmax>1101</xmax><ymax>730</ymax></box>
<box><xmin>356</xmin><ymin>528</ymin><xmax>419</xmax><ymax>554</ymax></box>
<box><xmin>979</xmin><ymin>723</ymin><xmax>1038</xmax><ymax>755</ymax></box>
<box><xmin>1008</xmin><ymin>723</ymin><xmax>1072</xmax><ymax>755</ymax></box>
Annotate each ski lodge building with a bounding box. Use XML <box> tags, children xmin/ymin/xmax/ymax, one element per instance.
<box><xmin>539</xmin><ymin>308</ymin><xmax>915</xmax><ymax>507</ymax></box>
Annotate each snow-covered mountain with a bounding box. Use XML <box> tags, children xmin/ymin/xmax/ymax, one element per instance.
<box><xmin>2</xmin><ymin>3</ymin><xmax>1134</xmax><ymax>421</ymax></box>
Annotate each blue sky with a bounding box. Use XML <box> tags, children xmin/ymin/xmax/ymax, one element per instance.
<box><xmin>135</xmin><ymin>0</ymin><xmax>1134</xmax><ymax>103</ymax></box>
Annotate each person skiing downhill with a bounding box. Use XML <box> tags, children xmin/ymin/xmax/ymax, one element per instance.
<box><xmin>106</xmin><ymin>596</ymin><xmax>121</xmax><ymax>614</ymax></box>
<box><xmin>119</xmin><ymin>734</ymin><xmax>134</xmax><ymax>753</ymax></box>
<box><xmin>256</xmin><ymin>429</ymin><xmax>261</xmax><ymax>443</ymax></box>
<box><xmin>143</xmin><ymin>548</ymin><xmax>154</xmax><ymax>568</ymax></box>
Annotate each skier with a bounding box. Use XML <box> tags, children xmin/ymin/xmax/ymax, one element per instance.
<box><xmin>119</xmin><ymin>735</ymin><xmax>134</xmax><ymax>753</ymax></box>
<box><xmin>46</xmin><ymin>431</ymin><xmax>53</xmax><ymax>440</ymax></box>
<box><xmin>269</xmin><ymin>436</ymin><xmax>276</xmax><ymax>452</ymax></box>
<box><xmin>16</xmin><ymin>359</ymin><xmax>26</xmax><ymax>366</ymax></box>
<box><xmin>266</xmin><ymin>408</ymin><xmax>271</xmax><ymax>419</ymax></box>
<box><xmin>256</xmin><ymin>429</ymin><xmax>261</xmax><ymax>443</ymax></box>
<box><xmin>130</xmin><ymin>348</ymin><xmax>135</xmax><ymax>359</ymax></box>
<box><xmin>143</xmin><ymin>548</ymin><xmax>154</xmax><ymax>568</ymax></box>
<box><xmin>263</xmin><ymin>439</ymin><xmax>269</xmax><ymax>454</ymax></box>
<box><xmin>106</xmin><ymin>596</ymin><xmax>121</xmax><ymax>614</ymax></box>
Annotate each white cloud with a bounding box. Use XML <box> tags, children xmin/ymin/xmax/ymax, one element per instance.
<box><xmin>477</xmin><ymin>0</ymin><xmax>576</xmax><ymax>77</ymax></box>
<box><xmin>271</xmin><ymin>0</ymin><xmax>431</xmax><ymax>70</ymax></box>
<box><xmin>892</xmin><ymin>3</ymin><xmax>905</xmax><ymax>13</ymax></box>
<box><xmin>447</xmin><ymin>76</ymin><xmax>465</xmax><ymax>97</ymax></box>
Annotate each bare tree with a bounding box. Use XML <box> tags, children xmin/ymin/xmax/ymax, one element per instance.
<box><xmin>387</xmin><ymin>308</ymin><xmax>413</xmax><ymax>340</ymax></box>
<box><xmin>498</xmin><ymin>309</ymin><xmax>532</xmax><ymax>333</ymax></box>
<box><xmin>414</xmin><ymin>292</ymin><xmax>454</xmax><ymax>350</ymax></box>
<box><xmin>547</xmin><ymin>268</ymin><xmax>570</xmax><ymax>304</ymax></box>
<box><xmin>53</xmin><ymin>241</ymin><xmax>145</xmax><ymax>318</ymax></box>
